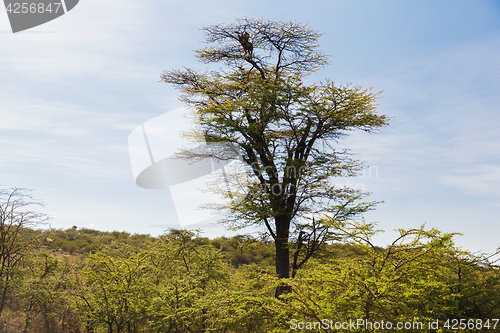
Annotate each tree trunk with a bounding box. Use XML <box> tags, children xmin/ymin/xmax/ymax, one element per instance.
<box><xmin>274</xmin><ymin>217</ymin><xmax>292</xmax><ymax>298</ymax></box>
<box><xmin>0</xmin><ymin>276</ymin><xmax>9</xmax><ymax>317</ymax></box>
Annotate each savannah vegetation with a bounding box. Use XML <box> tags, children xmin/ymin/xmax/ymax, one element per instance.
<box><xmin>0</xmin><ymin>188</ymin><xmax>499</xmax><ymax>333</ymax></box>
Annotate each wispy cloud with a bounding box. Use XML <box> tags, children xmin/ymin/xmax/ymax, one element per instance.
<box><xmin>440</xmin><ymin>165</ymin><xmax>500</xmax><ymax>197</ymax></box>
<box><xmin>344</xmin><ymin>36</ymin><xmax>500</xmax><ymax>171</ymax></box>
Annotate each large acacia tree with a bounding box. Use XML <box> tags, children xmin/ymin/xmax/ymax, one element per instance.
<box><xmin>162</xmin><ymin>18</ymin><xmax>389</xmax><ymax>293</ymax></box>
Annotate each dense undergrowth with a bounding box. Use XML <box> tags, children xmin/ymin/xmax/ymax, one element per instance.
<box><xmin>0</xmin><ymin>226</ymin><xmax>499</xmax><ymax>333</ymax></box>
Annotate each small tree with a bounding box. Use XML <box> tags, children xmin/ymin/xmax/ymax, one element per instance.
<box><xmin>162</xmin><ymin>18</ymin><xmax>389</xmax><ymax>295</ymax></box>
<box><xmin>19</xmin><ymin>253</ymin><xmax>80</xmax><ymax>333</ymax></box>
<box><xmin>445</xmin><ymin>250</ymin><xmax>500</xmax><ymax>319</ymax></box>
<box><xmin>146</xmin><ymin>230</ymin><xmax>231</xmax><ymax>332</ymax></box>
<box><xmin>0</xmin><ymin>188</ymin><xmax>48</xmax><ymax>317</ymax></box>
<box><xmin>80</xmin><ymin>253</ymin><xmax>152</xmax><ymax>333</ymax></box>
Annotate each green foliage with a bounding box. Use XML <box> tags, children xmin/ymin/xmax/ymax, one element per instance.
<box><xmin>443</xmin><ymin>253</ymin><xmax>500</xmax><ymax>319</ymax></box>
<box><xmin>17</xmin><ymin>253</ymin><xmax>80</xmax><ymax>333</ymax></box>
<box><xmin>0</xmin><ymin>188</ymin><xmax>499</xmax><ymax>333</ymax></box>
<box><xmin>144</xmin><ymin>230</ymin><xmax>231</xmax><ymax>332</ymax></box>
<box><xmin>263</xmin><ymin>222</ymin><xmax>500</xmax><ymax>333</ymax></box>
<box><xmin>280</xmin><ymin>223</ymin><xmax>458</xmax><ymax>329</ymax></box>
<box><xmin>0</xmin><ymin>225</ymin><xmax>498</xmax><ymax>332</ymax></box>
<box><xmin>211</xmin><ymin>234</ymin><xmax>275</xmax><ymax>268</ymax></box>
<box><xmin>80</xmin><ymin>252</ymin><xmax>152</xmax><ymax>333</ymax></box>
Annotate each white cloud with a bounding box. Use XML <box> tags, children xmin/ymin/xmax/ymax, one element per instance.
<box><xmin>439</xmin><ymin>165</ymin><xmax>500</xmax><ymax>197</ymax></box>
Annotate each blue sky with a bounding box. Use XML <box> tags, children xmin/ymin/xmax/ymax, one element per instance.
<box><xmin>1</xmin><ymin>0</ymin><xmax>499</xmax><ymax>254</ymax></box>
